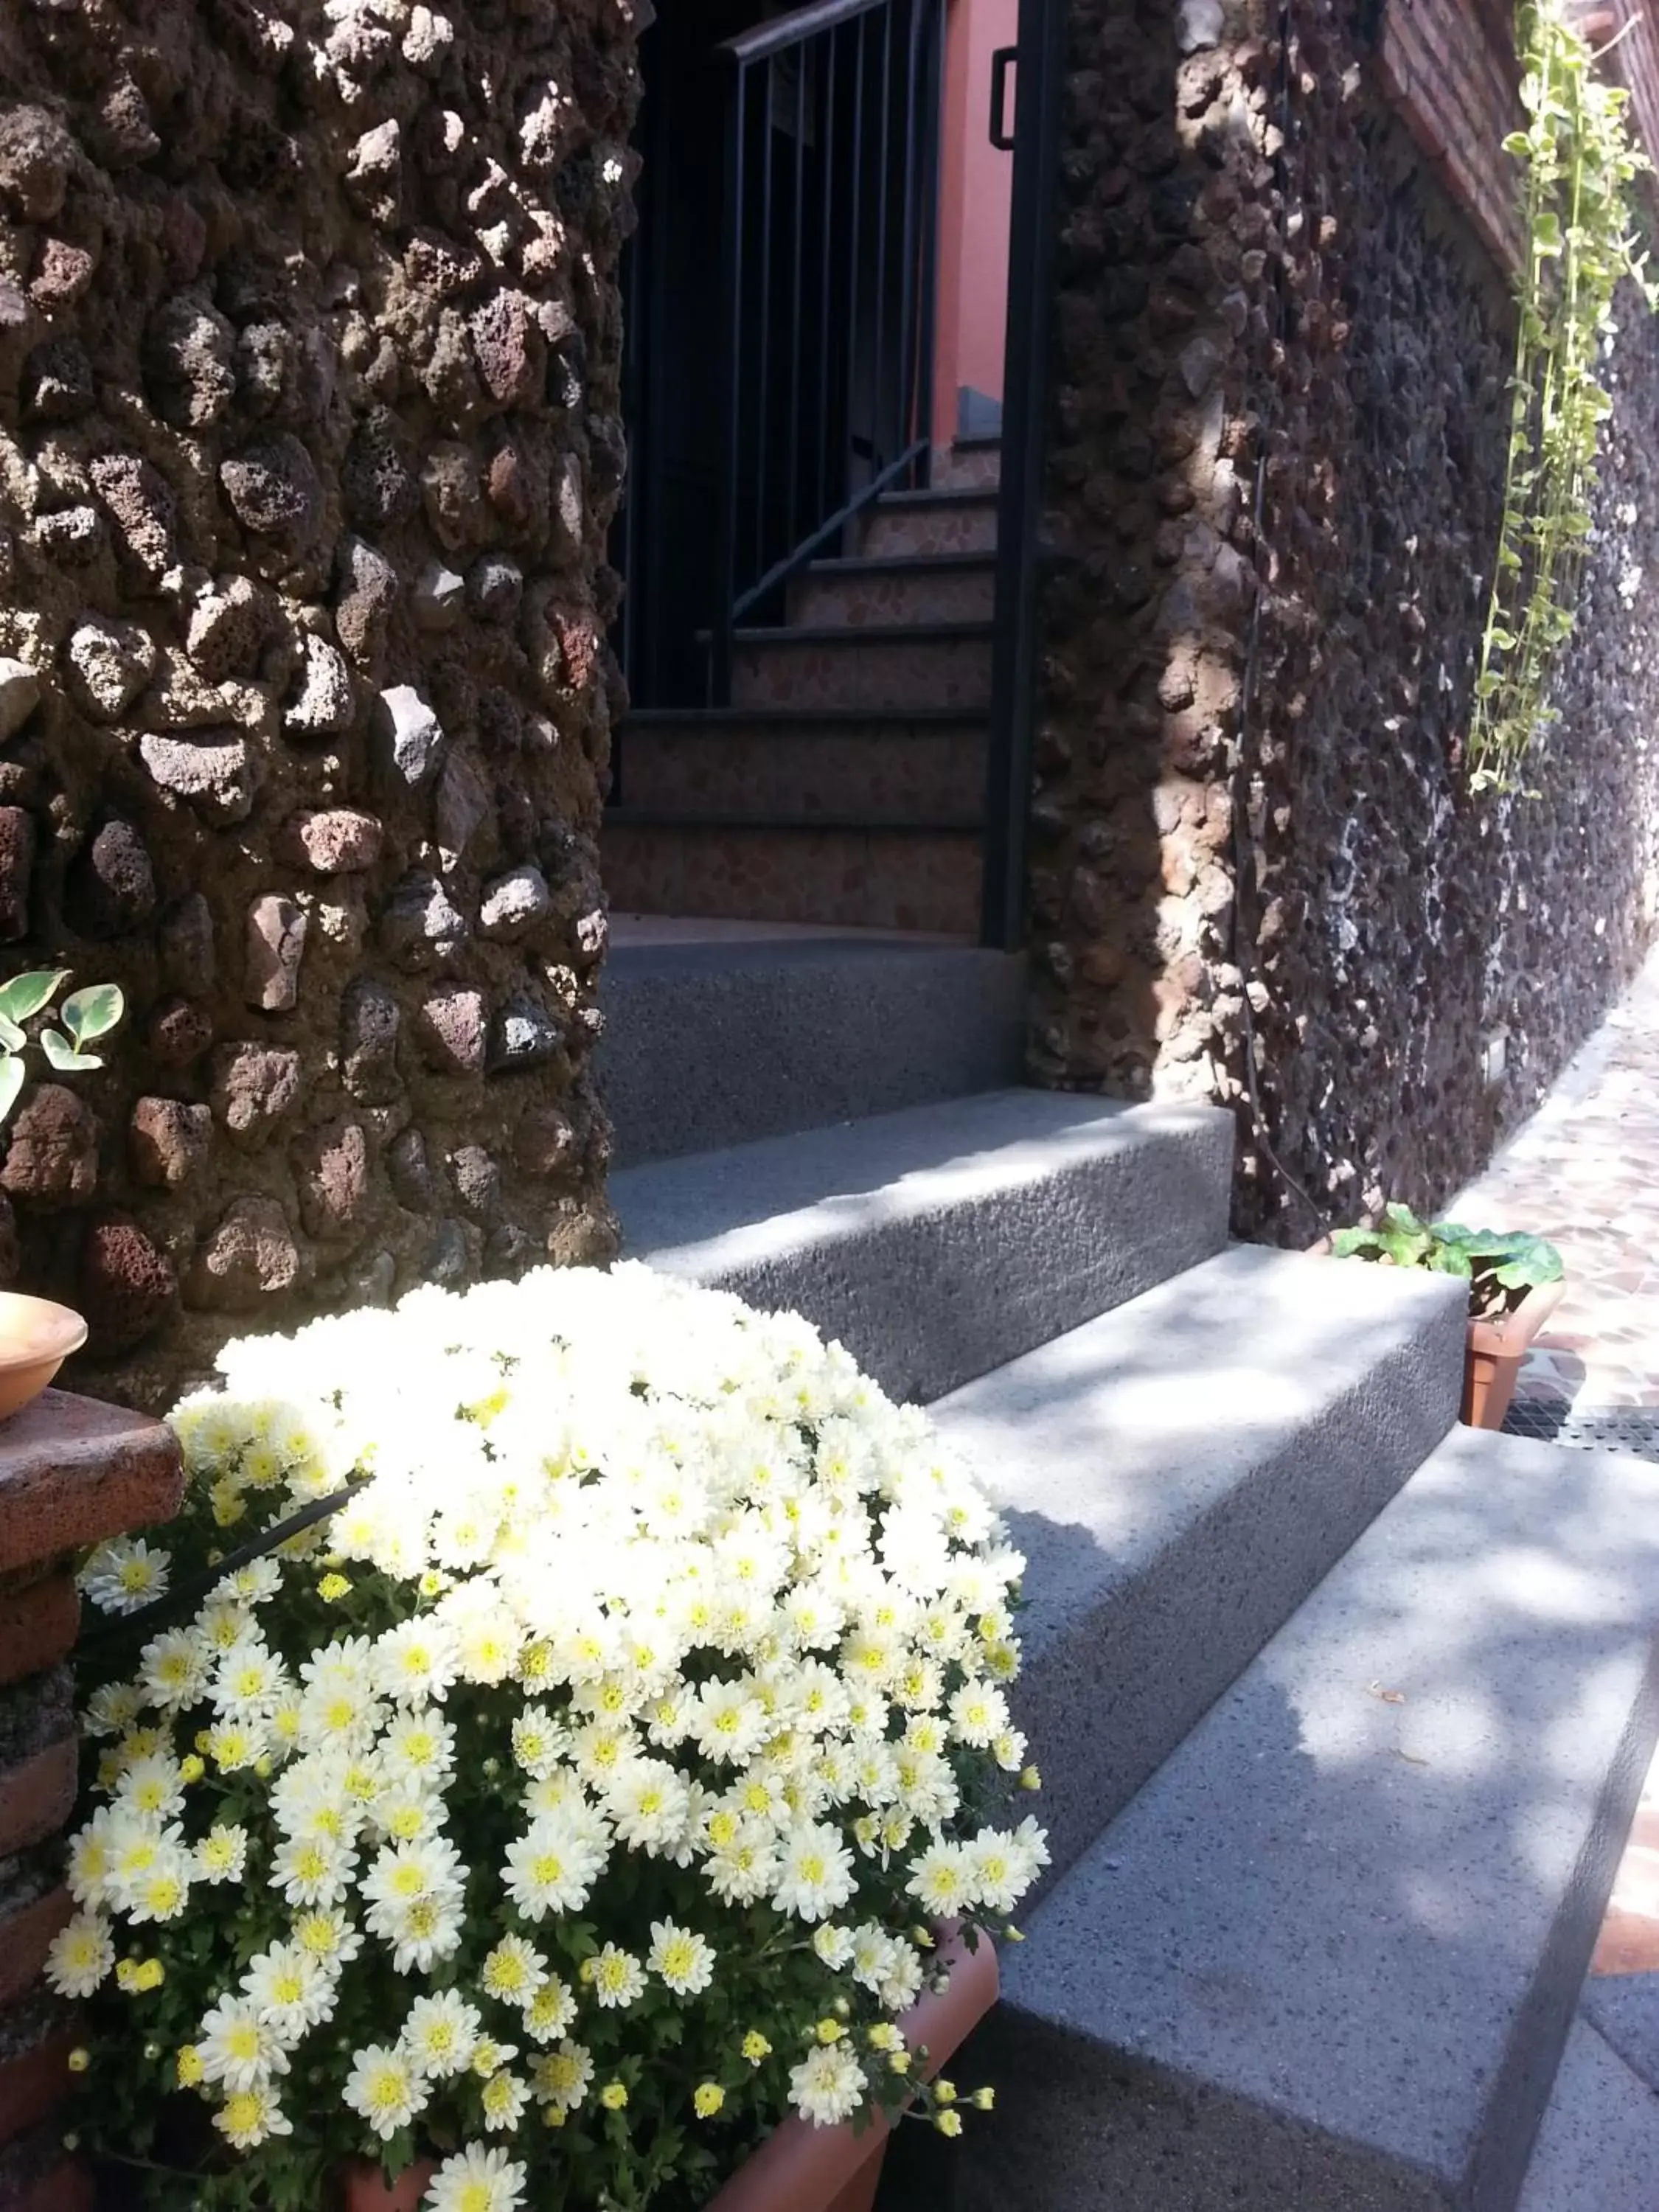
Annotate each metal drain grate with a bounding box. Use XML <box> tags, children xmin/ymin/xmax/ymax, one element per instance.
<box><xmin>1503</xmin><ymin>1399</ymin><xmax>1659</xmax><ymax>1462</ymax></box>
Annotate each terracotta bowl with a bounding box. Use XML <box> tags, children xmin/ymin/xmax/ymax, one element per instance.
<box><xmin>0</xmin><ymin>1294</ymin><xmax>86</xmax><ymax>1421</ymax></box>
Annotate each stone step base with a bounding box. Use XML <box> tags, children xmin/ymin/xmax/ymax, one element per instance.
<box><xmin>615</xmin><ymin>1085</ymin><xmax>1234</xmax><ymax>1402</ymax></box>
<box><xmin>618</xmin><ymin>712</ymin><xmax>988</xmax><ymax>819</ymax></box>
<box><xmin>602</xmin><ymin>816</ymin><xmax>983</xmax><ymax>935</ymax></box>
<box><xmin>787</xmin><ymin>552</ymin><xmax>997</xmax><ymax>629</ymax></box>
<box><xmin>964</xmin><ymin>1425</ymin><xmax>1659</xmax><ymax>2212</ymax></box>
<box><xmin>730</xmin><ymin>624</ymin><xmax>994</xmax><ymax>713</ymax></box>
<box><xmin>860</xmin><ymin>486</ymin><xmax>1001</xmax><ymax>557</ymax></box>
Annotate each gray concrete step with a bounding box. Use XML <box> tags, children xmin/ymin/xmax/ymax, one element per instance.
<box><xmin>935</xmin><ymin>1246</ymin><xmax>1469</xmax><ymax>1889</ymax></box>
<box><xmin>614</xmin><ymin>1086</ymin><xmax>1234</xmax><ymax>1403</ymax></box>
<box><xmin>598</xmin><ymin>937</ymin><xmax>1028</xmax><ymax>1169</ymax></box>
<box><xmin>1517</xmin><ymin>2020</ymin><xmax>1659</xmax><ymax>2212</ymax></box>
<box><xmin>964</xmin><ymin>1425</ymin><xmax>1659</xmax><ymax>2212</ymax></box>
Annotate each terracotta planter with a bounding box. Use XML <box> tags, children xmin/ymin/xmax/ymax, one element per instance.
<box><xmin>332</xmin><ymin>2158</ymin><xmax>435</xmax><ymax>2212</ymax></box>
<box><xmin>0</xmin><ymin>1294</ymin><xmax>86</xmax><ymax>1421</ymax></box>
<box><xmin>1462</xmin><ymin>1275</ymin><xmax>1566</xmax><ymax>1430</ymax></box>
<box><xmin>1308</xmin><ymin>1242</ymin><xmax>1566</xmax><ymax>1433</ymax></box>
<box><xmin>706</xmin><ymin>1923</ymin><xmax>999</xmax><ymax>2212</ymax></box>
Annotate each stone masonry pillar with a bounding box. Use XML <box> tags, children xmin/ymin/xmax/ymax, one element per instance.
<box><xmin>0</xmin><ymin>1389</ymin><xmax>181</xmax><ymax>2211</ymax></box>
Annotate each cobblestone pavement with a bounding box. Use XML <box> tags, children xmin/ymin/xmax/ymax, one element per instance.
<box><xmin>1450</xmin><ymin>946</ymin><xmax>1659</xmax><ymax>1456</ymax></box>
<box><xmin>1459</xmin><ymin>951</ymin><xmax>1659</xmax><ymax>2205</ymax></box>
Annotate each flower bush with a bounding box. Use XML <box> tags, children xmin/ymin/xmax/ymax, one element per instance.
<box><xmin>59</xmin><ymin>1265</ymin><xmax>1047</xmax><ymax>2211</ymax></box>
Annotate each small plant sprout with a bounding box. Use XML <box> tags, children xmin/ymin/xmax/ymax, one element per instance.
<box><xmin>0</xmin><ymin>970</ymin><xmax>125</xmax><ymax>1125</ymax></box>
<box><xmin>1332</xmin><ymin>1203</ymin><xmax>1564</xmax><ymax>1320</ymax></box>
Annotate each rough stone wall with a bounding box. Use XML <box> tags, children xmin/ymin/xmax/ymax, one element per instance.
<box><xmin>1029</xmin><ymin>0</ymin><xmax>1659</xmax><ymax>1239</ymax></box>
<box><xmin>0</xmin><ymin>0</ymin><xmax>641</xmax><ymax>1409</ymax></box>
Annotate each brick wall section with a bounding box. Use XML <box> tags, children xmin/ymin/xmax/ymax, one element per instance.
<box><xmin>0</xmin><ymin>1390</ymin><xmax>180</xmax><ymax>2211</ymax></box>
<box><xmin>1374</xmin><ymin>0</ymin><xmax>1522</xmax><ymax>265</ymax></box>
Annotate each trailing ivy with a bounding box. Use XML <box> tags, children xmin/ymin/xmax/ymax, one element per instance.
<box><xmin>1470</xmin><ymin>0</ymin><xmax>1653</xmax><ymax>795</ymax></box>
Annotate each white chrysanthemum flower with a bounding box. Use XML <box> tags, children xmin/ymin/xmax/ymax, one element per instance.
<box><xmin>242</xmin><ymin>1939</ymin><xmax>336</xmax><ymax>2039</ymax></box>
<box><xmin>970</xmin><ymin>1818</ymin><xmax>1051</xmax><ymax>1913</ymax></box>
<box><xmin>197</xmin><ymin>1994</ymin><xmax>290</xmax><ymax>2093</ymax></box>
<box><xmin>373</xmin><ymin>1616</ymin><xmax>460</xmax><ymax>1707</ymax></box>
<box><xmin>213</xmin><ymin>2082</ymin><xmax>292</xmax><ymax>2150</ymax></box>
<box><xmin>291</xmin><ymin>1907</ymin><xmax>364</xmax><ymax>1971</ymax></box>
<box><xmin>82</xmin><ymin>1681</ymin><xmax>143</xmax><ymax>1740</ymax></box>
<box><xmin>580</xmin><ymin>1942</ymin><xmax>645</xmax><ymax>2010</ymax></box>
<box><xmin>343</xmin><ymin>2042</ymin><xmax>428</xmax><ymax>2140</ymax></box>
<box><xmin>425</xmin><ymin>2143</ymin><xmax>527</xmax><ymax>2212</ymax></box>
<box><xmin>139</xmin><ymin>1628</ymin><xmax>211</xmax><ymax>1712</ymax></box>
<box><xmin>44</xmin><ymin>1910</ymin><xmax>114</xmax><ymax>1998</ymax></box>
<box><xmin>481</xmin><ymin>1935</ymin><xmax>547</xmax><ymax>2006</ymax></box>
<box><xmin>905</xmin><ymin>1840</ymin><xmax>976</xmax><ymax>1919</ymax></box>
<box><xmin>789</xmin><ymin>2042</ymin><xmax>869</xmax><ymax>2127</ymax></box>
<box><xmin>401</xmin><ymin>1988</ymin><xmax>481</xmax><ymax>2079</ymax></box>
<box><xmin>501</xmin><ymin>1811</ymin><xmax>608</xmax><ymax>1920</ymax></box>
<box><xmin>215</xmin><ymin>1635</ymin><xmax>288</xmax><ymax>1720</ymax></box>
<box><xmin>271</xmin><ymin>1830</ymin><xmax>355</xmax><ymax>1909</ymax></box>
<box><xmin>521</xmin><ymin>1972</ymin><xmax>577</xmax><ymax>2045</ymax></box>
<box><xmin>115</xmin><ymin>1752</ymin><xmax>187</xmax><ymax>1822</ymax></box>
<box><xmin>194</xmin><ymin>1823</ymin><xmax>250</xmax><ymax>1884</ymax></box>
<box><xmin>480</xmin><ymin>2067</ymin><xmax>530</xmax><ymax>2133</ymax></box>
<box><xmin>379</xmin><ymin>1707</ymin><xmax>456</xmax><ymax>1790</ymax></box>
<box><xmin>646</xmin><ymin>1919</ymin><xmax>716</xmax><ymax>1997</ymax></box>
<box><xmin>605</xmin><ymin>1758</ymin><xmax>692</xmax><ymax>1855</ymax></box>
<box><xmin>78</xmin><ymin>1536</ymin><xmax>170</xmax><ymax>1615</ymax></box>
<box><xmin>771</xmin><ymin>1821</ymin><xmax>856</xmax><ymax>1923</ymax></box>
<box><xmin>530</xmin><ymin>2038</ymin><xmax>592</xmax><ymax>2112</ymax></box>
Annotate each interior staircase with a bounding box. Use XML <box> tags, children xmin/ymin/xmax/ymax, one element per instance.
<box><xmin>602</xmin><ymin>1046</ymin><xmax>1659</xmax><ymax>2209</ymax></box>
<box><xmin>603</xmin><ymin>437</ymin><xmax>1003</xmax><ymax>936</ymax></box>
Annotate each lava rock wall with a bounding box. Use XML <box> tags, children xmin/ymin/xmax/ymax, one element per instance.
<box><xmin>0</xmin><ymin>0</ymin><xmax>641</xmax><ymax>1407</ymax></box>
<box><xmin>1029</xmin><ymin>0</ymin><xmax>1659</xmax><ymax>1237</ymax></box>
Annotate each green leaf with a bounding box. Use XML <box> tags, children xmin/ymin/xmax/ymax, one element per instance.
<box><xmin>60</xmin><ymin>981</ymin><xmax>124</xmax><ymax>1046</ymax></box>
<box><xmin>0</xmin><ymin>969</ymin><xmax>68</xmax><ymax>1027</ymax></box>
<box><xmin>0</xmin><ymin>1054</ymin><xmax>22</xmax><ymax>1127</ymax></box>
<box><xmin>39</xmin><ymin>1026</ymin><xmax>102</xmax><ymax>1073</ymax></box>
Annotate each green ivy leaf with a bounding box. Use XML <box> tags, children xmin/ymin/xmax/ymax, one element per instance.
<box><xmin>60</xmin><ymin>981</ymin><xmax>124</xmax><ymax>1046</ymax></box>
<box><xmin>0</xmin><ymin>1054</ymin><xmax>22</xmax><ymax>1127</ymax></box>
<box><xmin>40</xmin><ymin>1026</ymin><xmax>103</xmax><ymax>1073</ymax></box>
<box><xmin>0</xmin><ymin>968</ymin><xmax>69</xmax><ymax>1029</ymax></box>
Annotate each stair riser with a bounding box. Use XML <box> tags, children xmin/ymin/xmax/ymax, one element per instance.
<box><xmin>933</xmin><ymin>444</ymin><xmax>1002</xmax><ymax>490</ymax></box>
<box><xmin>861</xmin><ymin>501</ymin><xmax>999</xmax><ymax>557</ymax></box>
<box><xmin>601</xmin><ymin>958</ymin><xmax>1029</xmax><ymax>1167</ymax></box>
<box><xmin>732</xmin><ymin>635</ymin><xmax>992</xmax><ymax>713</ymax></box>
<box><xmin>983</xmin><ymin>1289</ymin><xmax>1468</xmax><ymax>1893</ymax></box>
<box><xmin>619</xmin><ymin>726</ymin><xmax>987</xmax><ymax>818</ymax></box>
<box><xmin>602</xmin><ymin>821</ymin><xmax>982</xmax><ymax>936</ymax></box>
<box><xmin>635</xmin><ymin>1105</ymin><xmax>1234</xmax><ymax>1405</ymax></box>
<box><xmin>787</xmin><ymin>563</ymin><xmax>995</xmax><ymax>627</ymax></box>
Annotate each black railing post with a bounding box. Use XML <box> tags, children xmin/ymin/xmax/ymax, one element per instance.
<box><xmin>712</xmin><ymin>57</ymin><xmax>747</xmax><ymax>709</ymax></box>
<box><xmin>981</xmin><ymin>0</ymin><xmax>1066</xmax><ymax>950</ymax></box>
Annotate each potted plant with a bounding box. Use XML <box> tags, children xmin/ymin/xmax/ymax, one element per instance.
<box><xmin>1325</xmin><ymin>1205</ymin><xmax>1566</xmax><ymax>1430</ymax></box>
<box><xmin>57</xmin><ymin>1265</ymin><xmax>1045</xmax><ymax>2212</ymax></box>
<box><xmin>0</xmin><ymin>968</ymin><xmax>125</xmax><ymax>1417</ymax></box>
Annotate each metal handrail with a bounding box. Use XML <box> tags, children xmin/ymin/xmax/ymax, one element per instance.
<box><xmin>721</xmin><ymin>0</ymin><xmax>893</xmax><ymax>66</ymax></box>
<box><xmin>710</xmin><ymin>0</ymin><xmax>945</xmax><ymax>703</ymax></box>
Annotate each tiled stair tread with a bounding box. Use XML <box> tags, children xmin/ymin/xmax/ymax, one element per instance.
<box><xmin>1581</xmin><ymin>1974</ymin><xmax>1659</xmax><ymax>2090</ymax></box>
<box><xmin>732</xmin><ymin>619</ymin><xmax>995</xmax><ymax>645</ymax></box>
<box><xmin>1517</xmin><ymin>2022</ymin><xmax>1659</xmax><ymax>2212</ymax></box>
<box><xmin>616</xmin><ymin>1088</ymin><xmax>1234</xmax><ymax>1404</ymax></box>
<box><xmin>971</xmin><ymin>1425</ymin><xmax>1659</xmax><ymax>2212</ymax></box>
<box><xmin>623</xmin><ymin>707</ymin><xmax>990</xmax><ymax>728</ymax></box>
<box><xmin>605</xmin><ymin>807</ymin><xmax>982</xmax><ymax>832</ymax></box>
<box><xmin>933</xmin><ymin>1247</ymin><xmax>1467</xmax><ymax>1887</ymax></box>
<box><xmin>875</xmin><ymin>484</ymin><xmax>1000</xmax><ymax>509</ymax></box>
<box><xmin>802</xmin><ymin>551</ymin><xmax>997</xmax><ymax>578</ymax></box>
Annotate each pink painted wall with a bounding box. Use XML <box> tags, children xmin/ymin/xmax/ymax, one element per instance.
<box><xmin>933</xmin><ymin>0</ymin><xmax>1018</xmax><ymax>441</ymax></box>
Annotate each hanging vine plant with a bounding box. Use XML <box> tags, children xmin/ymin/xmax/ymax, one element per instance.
<box><xmin>1469</xmin><ymin>0</ymin><xmax>1655</xmax><ymax>795</ymax></box>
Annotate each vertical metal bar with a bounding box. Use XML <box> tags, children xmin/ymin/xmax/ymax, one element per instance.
<box><xmin>913</xmin><ymin>0</ymin><xmax>945</xmax><ymax>484</ymax></box>
<box><xmin>756</xmin><ymin>61</ymin><xmax>776</xmax><ymax>591</ymax></box>
<box><xmin>818</xmin><ymin>29</ymin><xmax>838</xmax><ymax>529</ymax></box>
<box><xmin>844</xmin><ymin>14</ymin><xmax>866</xmax><ymax>521</ymax></box>
<box><xmin>872</xmin><ymin>7</ymin><xmax>893</xmax><ymax>471</ymax></box>
<box><xmin>894</xmin><ymin>0</ymin><xmax>922</xmax><ymax>480</ymax></box>
<box><xmin>981</xmin><ymin>0</ymin><xmax>1065</xmax><ymax>949</ymax></box>
<box><xmin>712</xmin><ymin>58</ymin><xmax>748</xmax><ymax>708</ymax></box>
<box><xmin>787</xmin><ymin>39</ymin><xmax>807</xmax><ymax>557</ymax></box>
